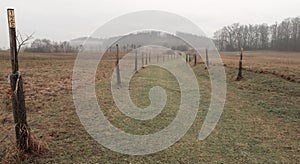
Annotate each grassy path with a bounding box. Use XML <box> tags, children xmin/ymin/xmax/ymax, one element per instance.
<box><xmin>0</xmin><ymin>52</ymin><xmax>299</xmax><ymax>163</ymax></box>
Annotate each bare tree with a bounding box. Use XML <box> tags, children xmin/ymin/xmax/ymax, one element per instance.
<box><xmin>291</xmin><ymin>17</ymin><xmax>300</xmax><ymax>51</ymax></box>
<box><xmin>16</xmin><ymin>31</ymin><xmax>34</xmax><ymax>54</ymax></box>
<box><xmin>213</xmin><ymin>16</ymin><xmax>300</xmax><ymax>52</ymax></box>
<box><xmin>270</xmin><ymin>23</ymin><xmax>278</xmax><ymax>50</ymax></box>
<box><xmin>259</xmin><ymin>24</ymin><xmax>269</xmax><ymax>49</ymax></box>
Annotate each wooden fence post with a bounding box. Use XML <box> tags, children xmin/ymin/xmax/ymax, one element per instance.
<box><xmin>186</xmin><ymin>53</ymin><xmax>188</xmax><ymax>63</ymax></box>
<box><xmin>206</xmin><ymin>48</ymin><xmax>209</xmax><ymax>69</ymax></box>
<box><xmin>134</xmin><ymin>48</ymin><xmax>137</xmax><ymax>71</ymax></box>
<box><xmin>7</xmin><ymin>8</ymin><xmax>32</xmax><ymax>151</ymax></box>
<box><xmin>236</xmin><ymin>48</ymin><xmax>243</xmax><ymax>81</ymax></box>
<box><xmin>194</xmin><ymin>54</ymin><xmax>197</xmax><ymax>66</ymax></box>
<box><xmin>116</xmin><ymin>44</ymin><xmax>121</xmax><ymax>85</ymax></box>
<box><xmin>142</xmin><ymin>52</ymin><xmax>144</xmax><ymax>67</ymax></box>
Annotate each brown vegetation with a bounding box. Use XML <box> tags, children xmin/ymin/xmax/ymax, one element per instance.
<box><xmin>221</xmin><ymin>51</ymin><xmax>300</xmax><ymax>83</ymax></box>
<box><xmin>0</xmin><ymin>50</ymin><xmax>299</xmax><ymax>163</ymax></box>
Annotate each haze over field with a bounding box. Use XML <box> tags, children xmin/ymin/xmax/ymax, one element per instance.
<box><xmin>0</xmin><ymin>1</ymin><xmax>300</xmax><ymax>162</ymax></box>
<box><xmin>0</xmin><ymin>0</ymin><xmax>300</xmax><ymax>48</ymax></box>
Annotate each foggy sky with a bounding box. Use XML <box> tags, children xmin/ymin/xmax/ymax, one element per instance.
<box><xmin>0</xmin><ymin>0</ymin><xmax>299</xmax><ymax>48</ymax></box>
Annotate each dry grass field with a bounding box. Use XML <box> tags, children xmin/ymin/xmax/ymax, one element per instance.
<box><xmin>0</xmin><ymin>50</ymin><xmax>299</xmax><ymax>163</ymax></box>
<box><xmin>221</xmin><ymin>51</ymin><xmax>300</xmax><ymax>83</ymax></box>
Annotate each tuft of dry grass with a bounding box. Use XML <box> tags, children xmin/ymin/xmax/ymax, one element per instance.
<box><xmin>1</xmin><ymin>134</ymin><xmax>48</xmax><ymax>163</ymax></box>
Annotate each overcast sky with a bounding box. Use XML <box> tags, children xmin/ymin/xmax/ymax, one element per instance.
<box><xmin>0</xmin><ymin>0</ymin><xmax>299</xmax><ymax>48</ymax></box>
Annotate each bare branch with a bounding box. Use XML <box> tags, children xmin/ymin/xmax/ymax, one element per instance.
<box><xmin>16</xmin><ymin>31</ymin><xmax>35</xmax><ymax>54</ymax></box>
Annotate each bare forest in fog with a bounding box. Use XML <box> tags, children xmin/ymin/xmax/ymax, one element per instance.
<box><xmin>214</xmin><ymin>17</ymin><xmax>300</xmax><ymax>51</ymax></box>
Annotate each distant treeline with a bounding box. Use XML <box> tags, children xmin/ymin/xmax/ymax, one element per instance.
<box><xmin>23</xmin><ymin>39</ymin><xmax>79</xmax><ymax>53</ymax></box>
<box><xmin>213</xmin><ymin>17</ymin><xmax>300</xmax><ymax>51</ymax></box>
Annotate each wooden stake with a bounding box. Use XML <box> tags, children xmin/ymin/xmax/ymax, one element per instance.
<box><xmin>8</xmin><ymin>9</ymin><xmax>18</xmax><ymax>73</ymax></box>
<box><xmin>134</xmin><ymin>48</ymin><xmax>137</xmax><ymax>71</ymax></box>
<box><xmin>236</xmin><ymin>48</ymin><xmax>243</xmax><ymax>81</ymax></box>
<box><xmin>116</xmin><ymin>44</ymin><xmax>121</xmax><ymax>85</ymax></box>
<box><xmin>186</xmin><ymin>53</ymin><xmax>188</xmax><ymax>63</ymax></box>
<box><xmin>7</xmin><ymin>8</ymin><xmax>32</xmax><ymax>151</ymax></box>
<box><xmin>142</xmin><ymin>52</ymin><xmax>144</xmax><ymax>66</ymax></box>
<box><xmin>206</xmin><ymin>48</ymin><xmax>209</xmax><ymax>69</ymax></box>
